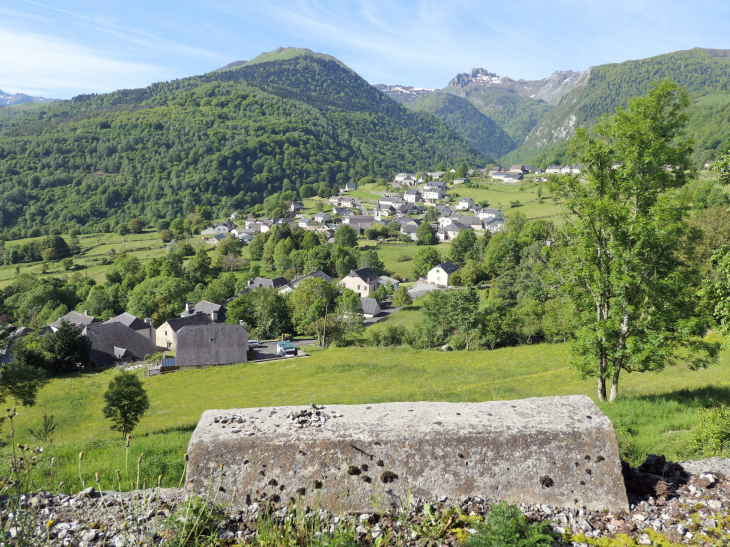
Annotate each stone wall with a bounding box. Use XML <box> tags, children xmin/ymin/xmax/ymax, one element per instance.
<box><xmin>186</xmin><ymin>396</ymin><xmax>629</xmax><ymax>512</ymax></box>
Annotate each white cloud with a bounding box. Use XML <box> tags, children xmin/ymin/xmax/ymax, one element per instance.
<box><xmin>0</xmin><ymin>28</ymin><xmax>168</xmax><ymax>98</ymax></box>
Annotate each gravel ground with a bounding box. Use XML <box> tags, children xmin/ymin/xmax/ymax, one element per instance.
<box><xmin>4</xmin><ymin>456</ymin><xmax>730</xmax><ymax>546</ymax></box>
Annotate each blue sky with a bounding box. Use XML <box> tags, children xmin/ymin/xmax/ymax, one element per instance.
<box><xmin>2</xmin><ymin>0</ymin><xmax>730</xmax><ymax>99</ymax></box>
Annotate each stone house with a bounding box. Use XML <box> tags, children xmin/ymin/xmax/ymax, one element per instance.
<box><xmin>83</xmin><ymin>322</ymin><xmax>157</xmax><ymax>367</ymax></box>
<box><xmin>49</xmin><ymin>310</ymin><xmax>101</xmax><ymax>332</ymax></box>
<box><xmin>176</xmin><ymin>324</ymin><xmax>248</xmax><ymax>368</ymax></box>
<box><xmin>105</xmin><ymin>312</ymin><xmax>155</xmax><ymax>341</ymax></box>
<box><xmin>156</xmin><ymin>313</ymin><xmax>213</xmax><ymax>351</ymax></box>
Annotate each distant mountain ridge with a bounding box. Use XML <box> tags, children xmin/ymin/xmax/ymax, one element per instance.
<box><xmin>372</xmin><ymin>84</ymin><xmax>434</xmax><ymax>104</ymax></box>
<box><xmin>0</xmin><ymin>89</ymin><xmax>58</xmax><ymax>107</ymax></box>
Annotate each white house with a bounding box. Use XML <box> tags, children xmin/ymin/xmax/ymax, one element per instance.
<box><xmin>485</xmin><ymin>219</ymin><xmax>506</xmax><ymax>233</ymax></box>
<box><xmin>314</xmin><ymin>212</ymin><xmax>331</xmax><ymax>223</ymax></box>
<box><xmin>360</xmin><ymin>297</ymin><xmax>382</xmax><ymax>318</ymax></box>
<box><xmin>427</xmin><ymin>262</ymin><xmax>458</xmax><ymax>286</ymax></box>
<box><xmin>546</xmin><ymin>165</ymin><xmax>562</xmax><ymax>174</ymax></box>
<box><xmin>340</xmin><ymin>197</ymin><xmax>358</xmax><ymax>208</ymax></box>
<box><xmin>478</xmin><ymin>208</ymin><xmax>504</xmax><ymax>221</ymax></box>
<box><xmin>423</xmin><ymin>188</ymin><xmax>446</xmax><ymax>202</ymax></box>
<box><xmin>404</xmin><ymin>189</ymin><xmax>422</xmax><ymax>204</ymax></box>
<box><xmin>291</xmin><ymin>201</ymin><xmax>305</xmax><ymax>212</ymax></box>
<box><xmin>298</xmin><ymin>218</ymin><xmax>313</xmax><ymax>228</ymax></box>
<box><xmin>457</xmin><ymin>197</ymin><xmax>474</xmax><ymax>210</ymax></box>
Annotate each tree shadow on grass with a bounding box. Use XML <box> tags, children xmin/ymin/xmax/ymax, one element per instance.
<box><xmin>632</xmin><ymin>385</ymin><xmax>730</xmax><ymax>410</ymax></box>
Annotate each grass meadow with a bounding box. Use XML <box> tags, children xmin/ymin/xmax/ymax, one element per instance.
<box><xmin>9</xmin><ymin>338</ymin><xmax>730</xmax><ymax>494</ymax></box>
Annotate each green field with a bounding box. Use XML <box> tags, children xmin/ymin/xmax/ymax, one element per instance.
<box><xmin>0</xmin><ymin>231</ymin><xmax>212</xmax><ymax>290</ymax></box>
<box><xmin>449</xmin><ymin>181</ymin><xmax>563</xmax><ymax>221</ymax></box>
<box><xmin>8</xmin><ymin>338</ymin><xmax>730</xmax><ymax>494</ymax></box>
<box><xmin>358</xmin><ymin>240</ymin><xmax>452</xmax><ymax>281</ymax></box>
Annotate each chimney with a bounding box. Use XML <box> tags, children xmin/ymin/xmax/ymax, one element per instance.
<box><xmin>83</xmin><ymin>310</ymin><xmax>88</xmax><ymax>316</ymax></box>
<box><xmin>211</xmin><ymin>310</ymin><xmax>218</xmax><ymax>322</ymax></box>
<box><xmin>144</xmin><ymin>318</ymin><xmax>152</xmax><ymax>324</ymax></box>
<box><xmin>239</xmin><ymin>320</ymin><xmax>244</xmax><ymax>327</ymax></box>
<box><xmin>185</xmin><ymin>302</ymin><xmax>192</xmax><ymax>314</ymax></box>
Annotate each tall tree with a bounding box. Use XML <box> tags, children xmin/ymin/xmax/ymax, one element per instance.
<box><xmin>416</xmin><ymin>222</ymin><xmax>436</xmax><ymax>245</ymax></box>
<box><xmin>44</xmin><ymin>320</ymin><xmax>92</xmax><ymax>374</ymax></box>
<box><xmin>549</xmin><ymin>80</ymin><xmax>719</xmax><ymax>402</ymax></box>
<box><xmin>102</xmin><ymin>371</ymin><xmax>149</xmax><ymax>438</ymax></box>
<box><xmin>446</xmin><ymin>288</ymin><xmax>481</xmax><ymax>350</ymax></box>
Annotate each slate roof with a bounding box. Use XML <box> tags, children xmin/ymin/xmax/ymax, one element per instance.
<box><xmin>250</xmin><ymin>277</ymin><xmax>289</xmax><ymax>289</ymax></box>
<box><xmin>434</xmin><ymin>262</ymin><xmax>459</xmax><ymax>274</ymax></box>
<box><xmin>191</xmin><ymin>300</ymin><xmax>226</xmax><ymax>316</ymax></box>
<box><xmin>82</xmin><ymin>322</ymin><xmax>157</xmax><ymax>368</ymax></box>
<box><xmin>288</xmin><ymin>270</ymin><xmax>334</xmax><ymax>289</ymax></box>
<box><xmin>346</xmin><ymin>267</ymin><xmax>379</xmax><ymax>284</ymax></box>
<box><xmin>176</xmin><ymin>324</ymin><xmax>248</xmax><ymax>367</ymax></box>
<box><xmin>49</xmin><ymin>311</ymin><xmax>101</xmax><ymax>330</ymax></box>
<box><xmin>360</xmin><ymin>297</ymin><xmax>381</xmax><ymax>317</ymax></box>
<box><xmin>163</xmin><ymin>313</ymin><xmax>213</xmax><ymax>334</ymax></box>
<box><xmin>105</xmin><ymin>312</ymin><xmax>149</xmax><ymax>331</ymax></box>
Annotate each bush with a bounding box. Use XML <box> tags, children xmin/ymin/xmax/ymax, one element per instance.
<box><xmin>510</xmin><ymin>200</ymin><xmax>523</xmax><ymax>208</ymax></box>
<box><xmin>396</xmin><ymin>253</ymin><xmax>411</xmax><ymax>262</ymax></box>
<box><xmin>687</xmin><ymin>404</ymin><xmax>730</xmax><ymax>458</ymax></box>
<box><xmin>462</xmin><ymin>502</ymin><xmax>555</xmax><ymax>547</ymax></box>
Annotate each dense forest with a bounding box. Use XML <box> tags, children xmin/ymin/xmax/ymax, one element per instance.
<box><xmin>406</xmin><ymin>92</ymin><xmax>516</xmax><ymax>158</ymax></box>
<box><xmin>504</xmin><ymin>48</ymin><xmax>730</xmax><ymax>166</ymax></box>
<box><xmin>0</xmin><ymin>55</ymin><xmax>487</xmax><ymax>240</ymax></box>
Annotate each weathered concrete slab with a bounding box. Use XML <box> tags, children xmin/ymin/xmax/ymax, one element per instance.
<box><xmin>186</xmin><ymin>396</ymin><xmax>629</xmax><ymax>512</ymax></box>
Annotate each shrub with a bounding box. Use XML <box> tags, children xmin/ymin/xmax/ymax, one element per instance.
<box><xmin>462</xmin><ymin>502</ymin><xmax>555</xmax><ymax>547</ymax></box>
<box><xmin>396</xmin><ymin>253</ymin><xmax>412</xmax><ymax>262</ymax></box>
<box><xmin>687</xmin><ymin>404</ymin><xmax>730</xmax><ymax>458</ymax></box>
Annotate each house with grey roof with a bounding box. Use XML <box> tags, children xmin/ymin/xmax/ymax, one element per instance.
<box><xmin>49</xmin><ymin>311</ymin><xmax>101</xmax><ymax>332</ymax></box>
<box><xmin>248</xmin><ymin>276</ymin><xmax>289</xmax><ymax>290</ymax></box>
<box><xmin>176</xmin><ymin>324</ymin><xmax>248</xmax><ymax>368</ymax></box>
<box><xmin>427</xmin><ymin>262</ymin><xmax>459</xmax><ymax>286</ymax></box>
<box><xmin>156</xmin><ymin>313</ymin><xmax>213</xmax><ymax>350</ymax></box>
<box><xmin>478</xmin><ymin>208</ymin><xmax>504</xmax><ymax>221</ymax></box>
<box><xmin>83</xmin><ymin>322</ymin><xmax>157</xmax><ymax>368</ymax></box>
<box><xmin>457</xmin><ymin>197</ymin><xmax>475</xmax><ymax>210</ymax></box>
<box><xmin>105</xmin><ymin>312</ymin><xmax>155</xmax><ymax>341</ymax></box>
<box><xmin>314</xmin><ymin>212</ymin><xmax>331</xmax><ymax>223</ymax></box>
<box><xmin>485</xmin><ymin>219</ymin><xmax>506</xmax><ymax>233</ymax></box>
<box><xmin>291</xmin><ymin>201</ymin><xmax>305</xmax><ymax>212</ymax></box>
<box><xmin>180</xmin><ymin>300</ymin><xmax>226</xmax><ymax>322</ymax></box>
<box><xmin>279</xmin><ymin>270</ymin><xmax>334</xmax><ymax>294</ymax></box>
<box><xmin>340</xmin><ymin>267</ymin><xmax>379</xmax><ymax>297</ymax></box>
<box><xmin>360</xmin><ymin>297</ymin><xmax>382</xmax><ymax>318</ymax></box>
<box><xmin>404</xmin><ymin>189</ymin><xmax>422</xmax><ymax>204</ymax></box>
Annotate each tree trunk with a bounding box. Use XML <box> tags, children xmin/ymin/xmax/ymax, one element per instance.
<box><xmin>597</xmin><ymin>376</ymin><xmax>607</xmax><ymax>402</ymax></box>
<box><xmin>609</xmin><ymin>366</ymin><xmax>621</xmax><ymax>402</ymax></box>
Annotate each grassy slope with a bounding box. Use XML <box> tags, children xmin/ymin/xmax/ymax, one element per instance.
<box><xmin>11</xmin><ymin>338</ymin><xmax>730</xmax><ymax>493</ymax></box>
<box><xmin>0</xmin><ymin>231</ymin><xmax>209</xmax><ymax>290</ymax></box>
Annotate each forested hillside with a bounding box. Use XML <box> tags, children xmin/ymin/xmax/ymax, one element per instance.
<box><xmin>407</xmin><ymin>92</ymin><xmax>516</xmax><ymax>158</ymax></box>
<box><xmin>504</xmin><ymin>48</ymin><xmax>730</xmax><ymax>166</ymax></box>
<box><xmin>0</xmin><ymin>53</ymin><xmax>487</xmax><ymax>240</ymax></box>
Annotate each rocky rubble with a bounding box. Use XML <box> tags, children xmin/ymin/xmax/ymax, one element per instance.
<box><xmin>4</xmin><ymin>456</ymin><xmax>730</xmax><ymax>546</ymax></box>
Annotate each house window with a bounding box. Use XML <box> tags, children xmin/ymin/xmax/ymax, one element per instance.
<box><xmin>210</xmin><ymin>337</ymin><xmax>215</xmax><ymax>342</ymax></box>
<box><xmin>357</xmin><ymin>284</ymin><xmax>360</xmax><ymax>290</ymax></box>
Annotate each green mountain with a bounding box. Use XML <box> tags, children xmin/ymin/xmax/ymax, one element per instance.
<box><xmin>504</xmin><ymin>48</ymin><xmax>730</xmax><ymax>166</ymax></box>
<box><xmin>407</xmin><ymin>92</ymin><xmax>516</xmax><ymax>158</ymax></box>
<box><xmin>0</xmin><ymin>50</ymin><xmax>487</xmax><ymax>239</ymax></box>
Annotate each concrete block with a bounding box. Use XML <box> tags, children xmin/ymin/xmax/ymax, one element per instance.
<box><xmin>186</xmin><ymin>395</ymin><xmax>628</xmax><ymax>512</ymax></box>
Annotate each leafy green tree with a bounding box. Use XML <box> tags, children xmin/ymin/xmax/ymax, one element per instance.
<box><xmin>102</xmin><ymin>371</ymin><xmax>149</xmax><ymax>438</ymax></box>
<box><xmin>449</xmin><ymin>228</ymin><xmax>478</xmax><ymax>266</ymax></box>
<box><xmin>392</xmin><ymin>285</ymin><xmax>412</xmax><ymax>308</ymax></box>
<box><xmin>226</xmin><ymin>288</ymin><xmax>291</xmax><ymax>339</ymax></box>
<box><xmin>424</xmin><ymin>207</ymin><xmax>440</xmax><ymax>223</ymax></box>
<box><xmin>126</xmin><ymin>277</ymin><xmax>192</xmax><ymax>326</ymax></box>
<box><xmin>248</xmin><ymin>233</ymin><xmax>267</xmax><ymax>260</ymax></box>
<box><xmin>158</xmin><ymin>229</ymin><xmax>172</xmax><ymax>243</ymax></box>
<box><xmin>300</xmin><ymin>230</ymin><xmax>320</xmax><ymax>251</ymax></box>
<box><xmin>217</xmin><ymin>235</ymin><xmax>243</xmax><ymax>257</ymax></box>
<box><xmin>412</xmin><ymin>247</ymin><xmax>441</xmax><ymax>277</ymax></box>
<box><xmin>549</xmin><ymin>79</ymin><xmax>719</xmax><ymax>402</ymax></box>
<box><xmin>127</xmin><ymin>218</ymin><xmax>144</xmax><ymax>233</ymax></box>
<box><xmin>446</xmin><ymin>288</ymin><xmax>480</xmax><ymax>350</ymax></box>
<box><xmin>334</xmin><ymin>225</ymin><xmax>358</xmax><ymax>248</ymax></box>
<box><xmin>460</xmin><ymin>259</ymin><xmax>487</xmax><ymax>286</ymax></box>
<box><xmin>288</xmin><ymin>278</ymin><xmax>338</xmax><ymax>333</ymax></box>
<box><xmin>203</xmin><ymin>273</ymin><xmax>237</xmax><ymax>303</ymax></box>
<box><xmin>335</xmin><ymin>289</ymin><xmax>364</xmax><ymax>341</ymax></box>
<box><xmin>116</xmin><ymin>223</ymin><xmax>130</xmax><ymax>236</ymax></box>
<box><xmin>43</xmin><ymin>320</ymin><xmax>92</xmax><ymax>375</ymax></box>
<box><xmin>416</xmin><ymin>222</ymin><xmax>436</xmax><ymax>245</ymax></box>
<box><xmin>187</xmin><ymin>249</ymin><xmax>213</xmax><ymax>284</ymax></box>
<box><xmin>359</xmin><ymin>250</ymin><xmax>386</xmax><ymax>276</ymax></box>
